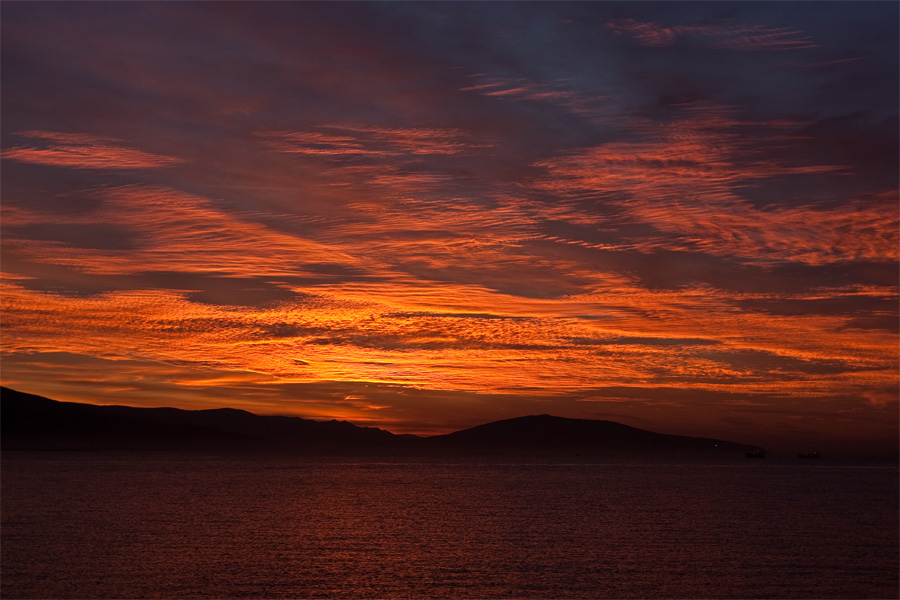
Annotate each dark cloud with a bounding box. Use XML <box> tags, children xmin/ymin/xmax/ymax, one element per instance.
<box><xmin>696</xmin><ymin>348</ymin><xmax>861</xmax><ymax>377</ymax></box>
<box><xmin>5</xmin><ymin>222</ymin><xmax>138</xmax><ymax>251</ymax></box>
<box><xmin>738</xmin><ymin>294</ymin><xmax>899</xmax><ymax>317</ymax></box>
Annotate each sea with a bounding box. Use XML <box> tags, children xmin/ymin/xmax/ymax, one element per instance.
<box><xmin>2</xmin><ymin>453</ymin><xmax>897</xmax><ymax>599</ymax></box>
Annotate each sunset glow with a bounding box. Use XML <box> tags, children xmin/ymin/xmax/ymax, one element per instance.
<box><xmin>2</xmin><ymin>2</ymin><xmax>897</xmax><ymax>453</ymax></box>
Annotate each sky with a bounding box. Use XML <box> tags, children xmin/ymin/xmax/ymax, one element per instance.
<box><xmin>1</xmin><ymin>2</ymin><xmax>898</xmax><ymax>456</ymax></box>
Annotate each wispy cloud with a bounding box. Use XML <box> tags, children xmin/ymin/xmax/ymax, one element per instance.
<box><xmin>3</xmin><ymin>184</ymin><xmax>357</xmax><ymax>278</ymax></box>
<box><xmin>3</xmin><ymin>269</ymin><xmax>895</xmax><ymax>422</ymax></box>
<box><xmin>459</xmin><ymin>74</ymin><xmax>608</xmax><ymax>117</ymax></box>
<box><xmin>261</xmin><ymin>126</ymin><xmax>487</xmax><ymax>158</ymax></box>
<box><xmin>606</xmin><ymin>18</ymin><xmax>816</xmax><ymax>51</ymax></box>
<box><xmin>1</xmin><ymin>131</ymin><xmax>182</xmax><ymax>169</ymax></box>
<box><xmin>532</xmin><ymin>105</ymin><xmax>893</xmax><ymax>266</ymax></box>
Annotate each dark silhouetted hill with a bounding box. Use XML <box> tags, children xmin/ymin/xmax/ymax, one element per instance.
<box><xmin>0</xmin><ymin>387</ymin><xmax>410</xmax><ymax>452</ymax></box>
<box><xmin>420</xmin><ymin>414</ymin><xmax>764</xmax><ymax>457</ymax></box>
<box><xmin>1</xmin><ymin>387</ymin><xmax>252</xmax><ymax>451</ymax></box>
<box><xmin>1</xmin><ymin>387</ymin><xmax>763</xmax><ymax>456</ymax></box>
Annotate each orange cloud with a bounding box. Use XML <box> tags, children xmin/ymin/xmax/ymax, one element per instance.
<box><xmin>532</xmin><ymin>106</ymin><xmax>896</xmax><ymax>265</ymax></box>
<box><xmin>1</xmin><ymin>131</ymin><xmax>182</xmax><ymax>169</ymax></box>
<box><xmin>3</xmin><ymin>272</ymin><xmax>895</xmax><ymax>406</ymax></box>
<box><xmin>3</xmin><ymin>184</ymin><xmax>358</xmax><ymax>277</ymax></box>
<box><xmin>261</xmin><ymin>125</ymin><xmax>487</xmax><ymax>159</ymax></box>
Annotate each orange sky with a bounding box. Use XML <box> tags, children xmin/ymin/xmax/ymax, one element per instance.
<box><xmin>1</xmin><ymin>3</ymin><xmax>897</xmax><ymax>456</ymax></box>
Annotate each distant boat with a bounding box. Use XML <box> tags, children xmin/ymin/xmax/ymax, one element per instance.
<box><xmin>798</xmin><ymin>451</ymin><xmax>821</xmax><ymax>458</ymax></box>
<box><xmin>745</xmin><ymin>449</ymin><xmax>766</xmax><ymax>459</ymax></box>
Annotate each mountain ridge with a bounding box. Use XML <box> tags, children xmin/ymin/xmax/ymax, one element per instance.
<box><xmin>1</xmin><ymin>386</ymin><xmax>763</xmax><ymax>456</ymax></box>
<box><xmin>423</xmin><ymin>413</ymin><xmax>762</xmax><ymax>456</ymax></box>
<box><xmin>0</xmin><ymin>387</ymin><xmax>402</xmax><ymax>451</ymax></box>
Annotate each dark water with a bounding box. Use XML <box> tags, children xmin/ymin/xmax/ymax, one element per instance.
<box><xmin>2</xmin><ymin>453</ymin><xmax>897</xmax><ymax>599</ymax></box>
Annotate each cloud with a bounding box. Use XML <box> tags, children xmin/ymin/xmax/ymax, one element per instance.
<box><xmin>532</xmin><ymin>105</ymin><xmax>896</xmax><ymax>266</ymax></box>
<box><xmin>4</xmin><ymin>258</ymin><xmax>894</xmax><ymax>404</ymax></box>
<box><xmin>606</xmin><ymin>18</ymin><xmax>816</xmax><ymax>51</ymax></box>
<box><xmin>3</xmin><ymin>184</ymin><xmax>358</xmax><ymax>280</ymax></box>
<box><xmin>459</xmin><ymin>74</ymin><xmax>609</xmax><ymax>117</ymax></box>
<box><xmin>1</xmin><ymin>131</ymin><xmax>182</xmax><ymax>169</ymax></box>
<box><xmin>260</xmin><ymin>125</ymin><xmax>488</xmax><ymax>159</ymax></box>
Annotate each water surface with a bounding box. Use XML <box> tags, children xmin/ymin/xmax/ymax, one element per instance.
<box><xmin>2</xmin><ymin>453</ymin><xmax>897</xmax><ymax>598</ymax></box>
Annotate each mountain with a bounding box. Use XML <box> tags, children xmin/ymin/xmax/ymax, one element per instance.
<box><xmin>1</xmin><ymin>387</ymin><xmax>763</xmax><ymax>456</ymax></box>
<box><xmin>0</xmin><ymin>387</ymin><xmax>410</xmax><ymax>452</ymax></box>
<box><xmin>421</xmin><ymin>414</ymin><xmax>764</xmax><ymax>457</ymax></box>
